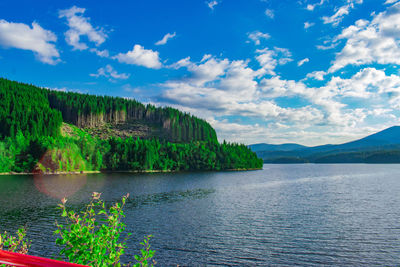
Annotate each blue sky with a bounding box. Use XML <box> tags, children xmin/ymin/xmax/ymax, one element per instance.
<box><xmin>1</xmin><ymin>0</ymin><xmax>400</xmax><ymax>145</ymax></box>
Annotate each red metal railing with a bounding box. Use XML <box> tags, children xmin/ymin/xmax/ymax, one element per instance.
<box><xmin>0</xmin><ymin>250</ymin><xmax>88</xmax><ymax>266</ymax></box>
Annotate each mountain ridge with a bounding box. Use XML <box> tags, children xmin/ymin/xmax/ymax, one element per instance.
<box><xmin>250</xmin><ymin>126</ymin><xmax>400</xmax><ymax>163</ymax></box>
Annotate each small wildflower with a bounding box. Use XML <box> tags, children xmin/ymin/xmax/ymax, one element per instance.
<box><xmin>92</xmin><ymin>192</ymin><xmax>101</xmax><ymax>200</ymax></box>
<box><xmin>61</xmin><ymin>198</ymin><xmax>67</xmax><ymax>204</ymax></box>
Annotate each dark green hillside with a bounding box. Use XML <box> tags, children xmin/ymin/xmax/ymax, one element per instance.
<box><xmin>0</xmin><ymin>78</ymin><xmax>217</xmax><ymax>143</ymax></box>
<box><xmin>46</xmin><ymin>89</ymin><xmax>217</xmax><ymax>143</ymax></box>
<box><xmin>0</xmin><ymin>78</ymin><xmax>262</xmax><ymax>173</ymax></box>
<box><xmin>0</xmin><ymin>79</ymin><xmax>62</xmax><ymax>139</ymax></box>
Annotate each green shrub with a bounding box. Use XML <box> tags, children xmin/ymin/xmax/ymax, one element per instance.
<box><xmin>0</xmin><ymin>227</ymin><xmax>30</xmax><ymax>254</ymax></box>
<box><xmin>54</xmin><ymin>193</ymin><xmax>155</xmax><ymax>266</ymax></box>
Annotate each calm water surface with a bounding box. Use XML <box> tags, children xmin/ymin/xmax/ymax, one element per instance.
<box><xmin>1</xmin><ymin>164</ymin><xmax>400</xmax><ymax>266</ymax></box>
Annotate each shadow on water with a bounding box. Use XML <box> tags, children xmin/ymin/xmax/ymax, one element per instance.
<box><xmin>125</xmin><ymin>188</ymin><xmax>215</xmax><ymax>208</ymax></box>
<box><xmin>0</xmin><ymin>185</ymin><xmax>215</xmax><ymax>232</ymax></box>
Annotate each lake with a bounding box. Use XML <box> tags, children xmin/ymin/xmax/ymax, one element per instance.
<box><xmin>1</xmin><ymin>164</ymin><xmax>400</xmax><ymax>266</ymax></box>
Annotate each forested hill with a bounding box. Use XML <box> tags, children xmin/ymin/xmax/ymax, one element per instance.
<box><xmin>0</xmin><ymin>78</ymin><xmax>262</xmax><ymax>173</ymax></box>
<box><xmin>0</xmin><ymin>78</ymin><xmax>217</xmax><ymax>143</ymax></box>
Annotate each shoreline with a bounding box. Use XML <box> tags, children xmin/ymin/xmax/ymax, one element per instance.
<box><xmin>0</xmin><ymin>168</ymin><xmax>262</xmax><ymax>176</ymax></box>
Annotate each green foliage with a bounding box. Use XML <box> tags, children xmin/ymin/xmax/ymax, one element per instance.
<box><xmin>0</xmin><ymin>77</ymin><xmax>216</xmax><ymax>143</ymax></box>
<box><xmin>0</xmin><ymin>227</ymin><xmax>30</xmax><ymax>254</ymax></box>
<box><xmin>133</xmin><ymin>235</ymin><xmax>155</xmax><ymax>267</ymax></box>
<box><xmin>100</xmin><ymin>137</ymin><xmax>262</xmax><ymax>171</ymax></box>
<box><xmin>0</xmin><ymin>128</ymin><xmax>262</xmax><ymax>173</ymax></box>
<box><xmin>0</xmin><ymin>78</ymin><xmax>62</xmax><ymax>139</ymax></box>
<box><xmin>54</xmin><ymin>193</ymin><xmax>155</xmax><ymax>266</ymax></box>
<box><xmin>45</xmin><ymin>84</ymin><xmax>216</xmax><ymax>143</ymax></box>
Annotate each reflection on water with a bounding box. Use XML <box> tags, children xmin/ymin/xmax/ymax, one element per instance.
<box><xmin>34</xmin><ymin>174</ymin><xmax>88</xmax><ymax>200</ymax></box>
<box><xmin>1</xmin><ymin>165</ymin><xmax>400</xmax><ymax>266</ymax></box>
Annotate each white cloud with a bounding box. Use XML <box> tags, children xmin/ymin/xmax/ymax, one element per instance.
<box><xmin>159</xmin><ymin>55</ymin><xmax>325</xmax><ymax>130</ymax></box>
<box><xmin>114</xmin><ymin>44</ymin><xmax>162</xmax><ymax>69</ymax></box>
<box><xmin>155</xmin><ymin>32</ymin><xmax>176</xmax><ymax>45</ymax></box>
<box><xmin>90</xmin><ymin>48</ymin><xmax>109</xmax><ymax>57</ymax></box>
<box><xmin>159</xmin><ymin>56</ymin><xmax>262</xmax><ymax>116</ymax></box>
<box><xmin>247</xmin><ymin>31</ymin><xmax>270</xmax><ymax>45</ymax></box>
<box><xmin>169</xmin><ymin>56</ymin><xmax>191</xmax><ymax>69</ymax></box>
<box><xmin>265</xmin><ymin>9</ymin><xmax>274</xmax><ymax>19</ymax></box>
<box><xmin>0</xmin><ymin>19</ymin><xmax>59</xmax><ymax>64</ymax></box>
<box><xmin>59</xmin><ymin>6</ymin><xmax>107</xmax><ymax>50</ymax></box>
<box><xmin>322</xmin><ymin>5</ymin><xmax>350</xmax><ymax>26</ymax></box>
<box><xmin>385</xmin><ymin>0</ymin><xmax>398</xmax><ymax>4</ymax></box>
<box><xmin>155</xmin><ymin>48</ymin><xmax>400</xmax><ymax>144</ymax></box>
<box><xmin>306</xmin><ymin>0</ymin><xmax>326</xmax><ymax>11</ymax></box>
<box><xmin>329</xmin><ymin>3</ymin><xmax>400</xmax><ymax>72</ymax></box>
<box><xmin>187</xmin><ymin>56</ymin><xmax>230</xmax><ymax>85</ymax></box>
<box><xmin>322</xmin><ymin>0</ymin><xmax>363</xmax><ymax>26</ymax></box>
<box><xmin>304</xmin><ymin>22</ymin><xmax>315</xmax><ymax>29</ymax></box>
<box><xmin>256</xmin><ymin>48</ymin><xmax>278</xmax><ymax>75</ymax></box>
<box><xmin>306</xmin><ymin>70</ymin><xmax>326</xmax><ymax>80</ymax></box>
<box><xmin>324</xmin><ymin>68</ymin><xmax>396</xmax><ymax>98</ymax></box>
<box><xmin>90</xmin><ymin>64</ymin><xmax>130</xmax><ymax>80</ymax></box>
<box><xmin>207</xmin><ymin>1</ymin><xmax>218</xmax><ymax>10</ymax></box>
<box><xmin>297</xmin><ymin>58</ymin><xmax>309</xmax><ymax>66</ymax></box>
<box><xmin>256</xmin><ymin>47</ymin><xmax>292</xmax><ymax>75</ymax></box>
<box><xmin>316</xmin><ymin>43</ymin><xmax>338</xmax><ymax>50</ymax></box>
<box><xmin>258</xmin><ymin>68</ymin><xmax>400</xmax><ymax>128</ymax></box>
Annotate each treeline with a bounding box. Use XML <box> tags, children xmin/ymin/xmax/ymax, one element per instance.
<box><xmin>264</xmin><ymin>150</ymin><xmax>400</xmax><ymax>164</ymax></box>
<box><xmin>0</xmin><ymin>79</ymin><xmax>62</xmax><ymax>139</ymax></box>
<box><xmin>0</xmin><ymin>78</ymin><xmax>217</xmax><ymax>143</ymax></box>
<box><xmin>46</xmin><ymin>87</ymin><xmax>217</xmax><ymax>142</ymax></box>
<box><xmin>314</xmin><ymin>150</ymin><xmax>400</xmax><ymax>163</ymax></box>
<box><xmin>0</xmin><ymin>127</ymin><xmax>263</xmax><ymax>173</ymax></box>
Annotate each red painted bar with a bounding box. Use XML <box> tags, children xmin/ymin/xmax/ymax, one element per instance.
<box><xmin>0</xmin><ymin>250</ymin><xmax>88</xmax><ymax>267</ymax></box>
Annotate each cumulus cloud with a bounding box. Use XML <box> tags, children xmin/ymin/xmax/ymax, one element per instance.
<box><xmin>322</xmin><ymin>0</ymin><xmax>363</xmax><ymax>26</ymax></box>
<box><xmin>207</xmin><ymin>1</ymin><xmax>218</xmax><ymax>10</ymax></box>
<box><xmin>159</xmin><ymin>55</ymin><xmax>326</xmax><ymax>132</ymax></box>
<box><xmin>169</xmin><ymin>56</ymin><xmax>192</xmax><ymax>69</ymax></box>
<box><xmin>90</xmin><ymin>64</ymin><xmax>130</xmax><ymax>80</ymax></box>
<box><xmin>297</xmin><ymin>58</ymin><xmax>309</xmax><ymax>66</ymax></box>
<box><xmin>159</xmin><ymin>56</ymin><xmax>262</xmax><ymax>116</ymax></box>
<box><xmin>256</xmin><ymin>47</ymin><xmax>292</xmax><ymax>75</ymax></box>
<box><xmin>316</xmin><ymin>43</ymin><xmax>338</xmax><ymax>50</ymax></box>
<box><xmin>155</xmin><ymin>47</ymin><xmax>400</xmax><ymax>144</ymax></box>
<box><xmin>0</xmin><ymin>19</ymin><xmax>60</xmax><ymax>64</ymax></box>
<box><xmin>59</xmin><ymin>6</ymin><xmax>107</xmax><ymax>50</ymax></box>
<box><xmin>181</xmin><ymin>56</ymin><xmax>230</xmax><ymax>85</ymax></box>
<box><xmin>248</xmin><ymin>31</ymin><xmax>270</xmax><ymax>45</ymax></box>
<box><xmin>329</xmin><ymin>3</ymin><xmax>400</xmax><ymax>72</ymax></box>
<box><xmin>265</xmin><ymin>9</ymin><xmax>274</xmax><ymax>19</ymax></box>
<box><xmin>155</xmin><ymin>32</ymin><xmax>176</xmax><ymax>45</ymax></box>
<box><xmin>306</xmin><ymin>70</ymin><xmax>326</xmax><ymax>80</ymax></box>
<box><xmin>306</xmin><ymin>0</ymin><xmax>326</xmax><ymax>11</ymax></box>
<box><xmin>114</xmin><ymin>44</ymin><xmax>162</xmax><ymax>69</ymax></box>
<box><xmin>304</xmin><ymin>22</ymin><xmax>315</xmax><ymax>29</ymax></box>
<box><xmin>148</xmin><ymin>3</ymin><xmax>400</xmax><ymax>145</ymax></box>
<box><xmin>90</xmin><ymin>48</ymin><xmax>109</xmax><ymax>57</ymax></box>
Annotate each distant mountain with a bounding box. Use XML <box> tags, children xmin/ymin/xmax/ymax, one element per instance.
<box><xmin>248</xmin><ymin>143</ymin><xmax>307</xmax><ymax>152</ymax></box>
<box><xmin>338</xmin><ymin>126</ymin><xmax>400</xmax><ymax>148</ymax></box>
<box><xmin>250</xmin><ymin>126</ymin><xmax>400</xmax><ymax>163</ymax></box>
